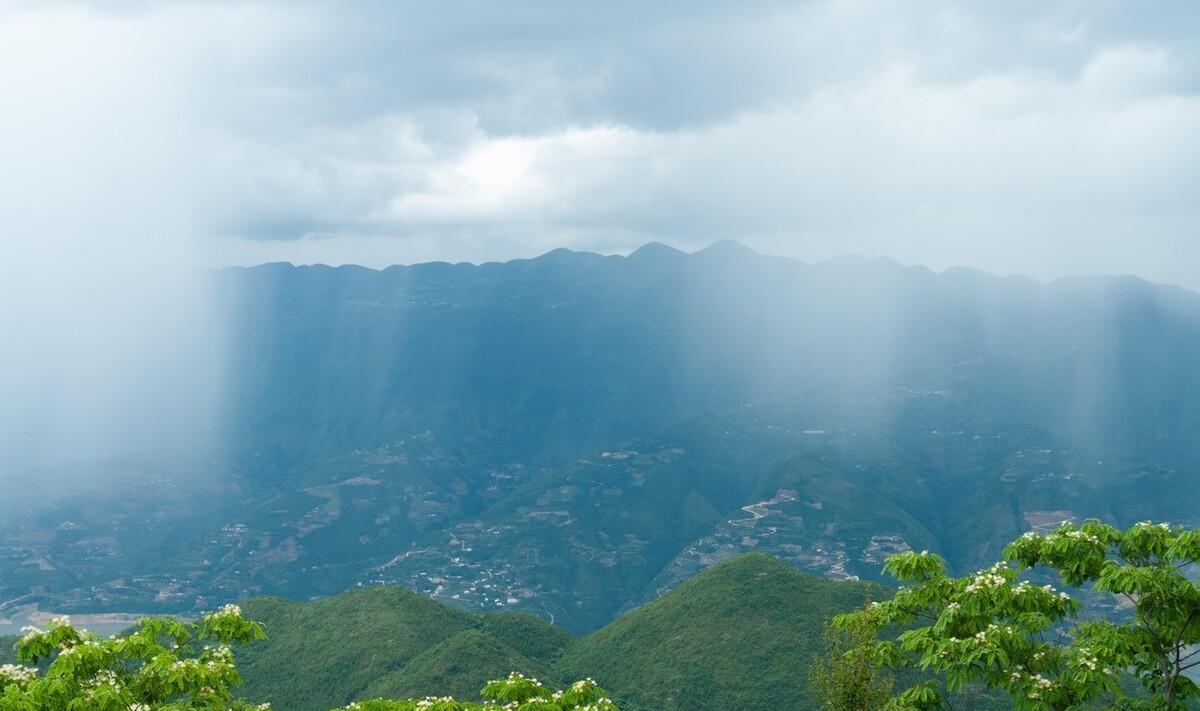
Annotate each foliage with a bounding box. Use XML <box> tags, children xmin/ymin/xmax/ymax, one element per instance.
<box><xmin>809</xmin><ymin>613</ymin><xmax>895</xmax><ymax>711</ymax></box>
<box><xmin>334</xmin><ymin>673</ymin><xmax>617</xmax><ymax>711</ymax></box>
<box><xmin>839</xmin><ymin>520</ymin><xmax>1200</xmax><ymax>710</ymax></box>
<box><xmin>0</xmin><ymin>605</ymin><xmax>266</xmax><ymax>710</ymax></box>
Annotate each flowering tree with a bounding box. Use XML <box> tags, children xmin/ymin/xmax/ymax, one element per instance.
<box><xmin>0</xmin><ymin>604</ymin><xmax>268</xmax><ymax>711</ymax></box>
<box><xmin>336</xmin><ymin>673</ymin><xmax>619</xmax><ymax>710</ymax></box>
<box><xmin>836</xmin><ymin>520</ymin><xmax>1200</xmax><ymax>711</ymax></box>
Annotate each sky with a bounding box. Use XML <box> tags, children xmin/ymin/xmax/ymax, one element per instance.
<box><xmin>1</xmin><ymin>0</ymin><xmax>1197</xmax><ymax>287</ymax></box>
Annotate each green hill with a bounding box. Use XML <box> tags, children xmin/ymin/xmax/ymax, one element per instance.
<box><xmin>476</xmin><ymin>612</ymin><xmax>574</xmax><ymax>662</ymax></box>
<box><xmin>233</xmin><ymin>553</ymin><xmax>881</xmax><ymax>711</ymax></box>
<box><xmin>237</xmin><ymin>587</ymin><xmax>478</xmax><ymax>710</ymax></box>
<box><xmin>555</xmin><ymin>553</ymin><xmax>883</xmax><ymax>711</ymax></box>
<box><xmin>236</xmin><ymin>587</ymin><xmax>571</xmax><ymax>711</ymax></box>
<box><xmin>361</xmin><ymin>629</ymin><xmax>551</xmax><ymax>701</ymax></box>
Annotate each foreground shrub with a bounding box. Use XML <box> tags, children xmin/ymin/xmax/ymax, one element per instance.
<box><xmin>0</xmin><ymin>604</ymin><xmax>267</xmax><ymax>710</ymax></box>
<box><xmin>809</xmin><ymin>613</ymin><xmax>894</xmax><ymax>711</ymax></box>
<box><xmin>338</xmin><ymin>672</ymin><xmax>619</xmax><ymax>711</ymax></box>
<box><xmin>837</xmin><ymin>520</ymin><xmax>1200</xmax><ymax>710</ymax></box>
<box><xmin>336</xmin><ymin>673</ymin><xmax>618</xmax><ymax>710</ymax></box>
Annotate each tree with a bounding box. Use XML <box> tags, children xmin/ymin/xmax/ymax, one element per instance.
<box><xmin>837</xmin><ymin>520</ymin><xmax>1200</xmax><ymax>711</ymax></box>
<box><xmin>809</xmin><ymin>612</ymin><xmax>894</xmax><ymax>711</ymax></box>
<box><xmin>0</xmin><ymin>604</ymin><xmax>268</xmax><ymax>710</ymax></box>
<box><xmin>334</xmin><ymin>673</ymin><xmax>619</xmax><ymax>710</ymax></box>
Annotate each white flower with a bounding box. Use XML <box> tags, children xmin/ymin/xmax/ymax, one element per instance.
<box><xmin>1065</xmin><ymin>530</ymin><xmax>1100</xmax><ymax>544</ymax></box>
<box><xmin>0</xmin><ymin>664</ymin><xmax>37</xmax><ymax>683</ymax></box>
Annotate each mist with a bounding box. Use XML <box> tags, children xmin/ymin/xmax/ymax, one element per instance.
<box><xmin>0</xmin><ymin>7</ymin><xmax>228</xmax><ymax>503</ymax></box>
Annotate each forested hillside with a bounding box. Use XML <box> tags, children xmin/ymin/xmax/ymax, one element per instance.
<box><xmin>235</xmin><ymin>554</ymin><xmax>877</xmax><ymax>711</ymax></box>
<box><xmin>557</xmin><ymin>553</ymin><xmax>883</xmax><ymax>711</ymax></box>
<box><xmin>236</xmin><ymin>587</ymin><xmax>567</xmax><ymax>710</ymax></box>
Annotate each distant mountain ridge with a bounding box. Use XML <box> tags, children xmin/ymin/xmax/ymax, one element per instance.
<box><xmin>220</xmin><ymin>240</ymin><xmax>1200</xmax><ymax>467</ymax></box>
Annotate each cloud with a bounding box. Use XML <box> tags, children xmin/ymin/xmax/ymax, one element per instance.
<box><xmin>1</xmin><ymin>0</ymin><xmax>1198</xmax><ymax>289</ymax></box>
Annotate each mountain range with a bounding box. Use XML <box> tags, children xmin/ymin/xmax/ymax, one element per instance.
<box><xmin>3</xmin><ymin>242</ymin><xmax>1198</xmax><ymax>635</ymax></box>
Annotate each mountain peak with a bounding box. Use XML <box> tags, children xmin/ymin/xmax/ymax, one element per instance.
<box><xmin>530</xmin><ymin>246</ymin><xmax>580</xmax><ymax>263</ymax></box>
<box><xmin>694</xmin><ymin>239</ymin><xmax>758</xmax><ymax>258</ymax></box>
<box><xmin>628</xmin><ymin>241</ymin><xmax>686</xmax><ymax>261</ymax></box>
<box><xmin>557</xmin><ymin>552</ymin><xmax>878</xmax><ymax>710</ymax></box>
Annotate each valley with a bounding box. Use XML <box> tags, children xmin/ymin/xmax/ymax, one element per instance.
<box><xmin>3</xmin><ymin>391</ymin><xmax>1192</xmax><ymax>636</ymax></box>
